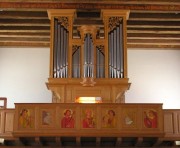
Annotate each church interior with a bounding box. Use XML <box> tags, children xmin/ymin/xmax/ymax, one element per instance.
<box><xmin>0</xmin><ymin>0</ymin><xmax>180</xmax><ymax>147</ymax></box>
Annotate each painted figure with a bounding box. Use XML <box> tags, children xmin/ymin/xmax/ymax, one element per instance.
<box><xmin>102</xmin><ymin>109</ymin><xmax>116</xmax><ymax>128</ymax></box>
<box><xmin>19</xmin><ymin>109</ymin><xmax>33</xmax><ymax>128</ymax></box>
<box><xmin>42</xmin><ymin>111</ymin><xmax>51</xmax><ymax>125</ymax></box>
<box><xmin>82</xmin><ymin>109</ymin><xmax>95</xmax><ymax>128</ymax></box>
<box><xmin>61</xmin><ymin>109</ymin><xmax>75</xmax><ymax>128</ymax></box>
<box><xmin>144</xmin><ymin>109</ymin><xmax>158</xmax><ymax>128</ymax></box>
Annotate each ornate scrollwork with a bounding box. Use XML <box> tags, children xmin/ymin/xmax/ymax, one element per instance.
<box><xmin>57</xmin><ymin>16</ymin><xmax>69</xmax><ymax>29</ymax></box>
<box><xmin>108</xmin><ymin>17</ymin><xmax>122</xmax><ymax>32</ymax></box>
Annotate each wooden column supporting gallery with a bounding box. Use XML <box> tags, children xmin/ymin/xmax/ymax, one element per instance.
<box><xmin>46</xmin><ymin>9</ymin><xmax>131</xmax><ymax>103</ymax></box>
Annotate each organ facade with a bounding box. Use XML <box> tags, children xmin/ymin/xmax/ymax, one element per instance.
<box><xmin>46</xmin><ymin>9</ymin><xmax>130</xmax><ymax>103</ymax></box>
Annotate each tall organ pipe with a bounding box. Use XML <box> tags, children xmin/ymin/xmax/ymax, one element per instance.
<box><xmin>113</xmin><ymin>28</ymin><xmax>117</xmax><ymax>78</ymax></box>
<box><xmin>108</xmin><ymin>33</ymin><xmax>111</xmax><ymax>78</ymax></box>
<box><xmin>119</xmin><ymin>23</ymin><xmax>124</xmax><ymax>78</ymax></box>
<box><xmin>116</xmin><ymin>26</ymin><xmax>121</xmax><ymax>78</ymax></box>
<box><xmin>72</xmin><ymin>47</ymin><xmax>80</xmax><ymax>78</ymax></box>
<box><xmin>53</xmin><ymin>18</ymin><xmax>58</xmax><ymax>78</ymax></box>
<box><xmin>53</xmin><ymin>18</ymin><xmax>69</xmax><ymax>78</ymax></box>
<box><xmin>96</xmin><ymin>47</ymin><xmax>105</xmax><ymax>78</ymax></box>
<box><xmin>83</xmin><ymin>34</ymin><xmax>94</xmax><ymax>78</ymax></box>
<box><xmin>65</xmin><ymin>31</ymin><xmax>69</xmax><ymax>78</ymax></box>
<box><xmin>108</xmin><ymin>20</ymin><xmax>124</xmax><ymax>78</ymax></box>
<box><xmin>57</xmin><ymin>23</ymin><xmax>61</xmax><ymax>78</ymax></box>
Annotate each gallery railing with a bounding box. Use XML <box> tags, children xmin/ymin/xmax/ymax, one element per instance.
<box><xmin>13</xmin><ymin>103</ymin><xmax>164</xmax><ymax>137</ymax></box>
<box><xmin>1</xmin><ymin>103</ymin><xmax>180</xmax><ymax>140</ymax></box>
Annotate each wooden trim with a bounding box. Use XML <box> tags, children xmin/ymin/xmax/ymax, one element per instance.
<box><xmin>0</xmin><ymin>2</ymin><xmax>180</xmax><ymax>11</ymax></box>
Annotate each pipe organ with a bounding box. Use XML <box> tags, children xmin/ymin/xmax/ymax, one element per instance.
<box><xmin>47</xmin><ymin>9</ymin><xmax>130</xmax><ymax>103</ymax></box>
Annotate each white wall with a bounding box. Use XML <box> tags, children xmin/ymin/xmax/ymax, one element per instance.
<box><xmin>0</xmin><ymin>48</ymin><xmax>180</xmax><ymax>109</ymax></box>
<box><xmin>126</xmin><ymin>49</ymin><xmax>180</xmax><ymax>109</ymax></box>
<box><xmin>0</xmin><ymin>48</ymin><xmax>52</xmax><ymax>108</ymax></box>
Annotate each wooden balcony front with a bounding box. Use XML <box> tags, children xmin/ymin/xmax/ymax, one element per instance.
<box><xmin>0</xmin><ymin>103</ymin><xmax>180</xmax><ymax>147</ymax></box>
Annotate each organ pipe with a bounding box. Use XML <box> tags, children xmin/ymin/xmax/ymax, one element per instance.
<box><xmin>72</xmin><ymin>46</ymin><xmax>81</xmax><ymax>78</ymax></box>
<box><xmin>53</xmin><ymin>17</ymin><xmax>69</xmax><ymax>78</ymax></box>
<box><xmin>108</xmin><ymin>17</ymin><xmax>124</xmax><ymax>78</ymax></box>
<box><xmin>119</xmin><ymin>23</ymin><xmax>124</xmax><ymax>78</ymax></box>
<box><xmin>53</xmin><ymin>18</ymin><xmax>58</xmax><ymax>78</ymax></box>
<box><xmin>83</xmin><ymin>33</ymin><xmax>94</xmax><ymax>78</ymax></box>
<box><xmin>96</xmin><ymin>46</ymin><xmax>105</xmax><ymax>78</ymax></box>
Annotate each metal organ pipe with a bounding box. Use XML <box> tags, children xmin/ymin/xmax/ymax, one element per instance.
<box><xmin>53</xmin><ymin>18</ymin><xmax>69</xmax><ymax>78</ymax></box>
<box><xmin>83</xmin><ymin>33</ymin><xmax>94</xmax><ymax>78</ymax></box>
<box><xmin>119</xmin><ymin>23</ymin><xmax>124</xmax><ymax>78</ymax></box>
<box><xmin>96</xmin><ymin>46</ymin><xmax>105</xmax><ymax>78</ymax></box>
<box><xmin>57</xmin><ymin>22</ymin><xmax>61</xmax><ymax>78</ymax></box>
<box><xmin>116</xmin><ymin>26</ymin><xmax>120</xmax><ymax>78</ymax></box>
<box><xmin>108</xmin><ymin>19</ymin><xmax>124</xmax><ymax>78</ymax></box>
<box><xmin>65</xmin><ymin>31</ymin><xmax>69</xmax><ymax>78</ymax></box>
<box><xmin>72</xmin><ymin>46</ymin><xmax>80</xmax><ymax>78</ymax></box>
<box><xmin>53</xmin><ymin>18</ymin><xmax>58</xmax><ymax>78</ymax></box>
<box><xmin>113</xmin><ymin>28</ymin><xmax>117</xmax><ymax>78</ymax></box>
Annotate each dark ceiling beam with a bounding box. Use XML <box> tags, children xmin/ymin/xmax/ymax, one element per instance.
<box><xmin>127</xmin><ymin>21</ymin><xmax>180</xmax><ymax>29</ymax></box>
<box><xmin>0</xmin><ymin>32</ymin><xmax>50</xmax><ymax>37</ymax></box>
<box><xmin>0</xmin><ymin>37</ymin><xmax>49</xmax><ymax>42</ymax></box>
<box><xmin>0</xmin><ymin>10</ymin><xmax>48</xmax><ymax>19</ymax></box>
<box><xmin>0</xmin><ymin>19</ymin><xmax>50</xmax><ymax>26</ymax></box>
<box><xmin>129</xmin><ymin>12</ymin><xmax>180</xmax><ymax>20</ymax></box>
<box><xmin>0</xmin><ymin>2</ymin><xmax>180</xmax><ymax>11</ymax></box>
<box><xmin>127</xmin><ymin>33</ymin><xmax>180</xmax><ymax>39</ymax></box>
<box><xmin>0</xmin><ymin>26</ymin><xmax>50</xmax><ymax>31</ymax></box>
<box><xmin>128</xmin><ymin>39</ymin><xmax>180</xmax><ymax>44</ymax></box>
<box><xmin>127</xmin><ymin>44</ymin><xmax>180</xmax><ymax>49</ymax></box>
<box><xmin>0</xmin><ymin>41</ymin><xmax>50</xmax><ymax>47</ymax></box>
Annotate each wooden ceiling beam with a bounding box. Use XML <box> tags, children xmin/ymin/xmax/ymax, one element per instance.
<box><xmin>1</xmin><ymin>41</ymin><xmax>179</xmax><ymax>49</ymax></box>
<box><xmin>0</xmin><ymin>2</ymin><xmax>180</xmax><ymax>11</ymax></box>
<box><xmin>127</xmin><ymin>21</ymin><xmax>180</xmax><ymax>28</ymax></box>
<box><xmin>0</xmin><ymin>37</ymin><xmax>49</xmax><ymax>42</ymax></box>
<box><xmin>127</xmin><ymin>33</ymin><xmax>180</xmax><ymax>39</ymax></box>
<box><xmin>129</xmin><ymin>12</ymin><xmax>180</xmax><ymax>21</ymax></box>
<box><xmin>127</xmin><ymin>39</ymin><xmax>180</xmax><ymax>44</ymax></box>
<box><xmin>127</xmin><ymin>44</ymin><xmax>180</xmax><ymax>49</ymax></box>
<box><xmin>0</xmin><ymin>41</ymin><xmax>50</xmax><ymax>47</ymax></box>
<box><xmin>127</xmin><ymin>30</ymin><xmax>180</xmax><ymax>34</ymax></box>
<box><xmin>0</xmin><ymin>19</ymin><xmax>50</xmax><ymax>26</ymax></box>
<box><xmin>0</xmin><ymin>10</ymin><xmax>48</xmax><ymax>19</ymax></box>
<box><xmin>0</xmin><ymin>32</ymin><xmax>50</xmax><ymax>37</ymax></box>
<box><xmin>0</xmin><ymin>26</ymin><xmax>50</xmax><ymax>31</ymax></box>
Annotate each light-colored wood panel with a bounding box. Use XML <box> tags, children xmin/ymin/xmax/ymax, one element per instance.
<box><xmin>5</xmin><ymin>112</ymin><xmax>14</xmax><ymax>133</ymax></box>
<box><xmin>164</xmin><ymin>113</ymin><xmax>174</xmax><ymax>134</ymax></box>
<box><xmin>178</xmin><ymin>112</ymin><xmax>180</xmax><ymax>134</ymax></box>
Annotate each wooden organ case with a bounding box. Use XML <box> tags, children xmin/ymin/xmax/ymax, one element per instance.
<box><xmin>46</xmin><ymin>9</ymin><xmax>131</xmax><ymax>103</ymax></box>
